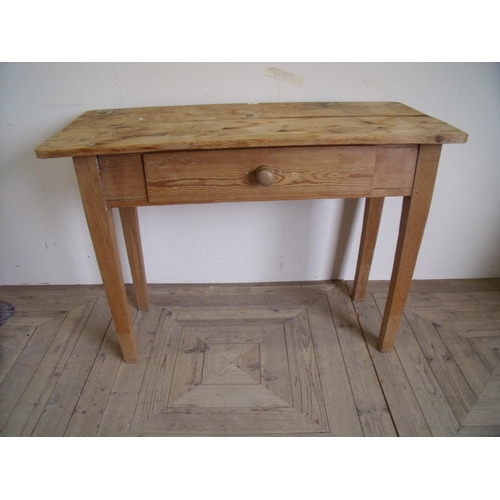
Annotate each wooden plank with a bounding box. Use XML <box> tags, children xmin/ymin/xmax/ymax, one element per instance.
<box><xmin>352</xmin><ymin>197</ymin><xmax>385</xmax><ymax>301</ymax></box>
<box><xmin>30</xmin><ymin>297</ymin><xmax>112</xmax><ymax>436</ymax></box>
<box><xmin>168</xmin><ymin>308</ymin><xmax>303</xmax><ymax>326</ymax></box>
<box><xmin>400</xmin><ymin>290</ymin><xmax>500</xmax><ymax>308</ymax></box>
<box><xmin>0</xmin><ymin>311</ymin><xmax>63</xmax><ymax>328</ymax></box>
<box><xmin>410</xmin><ymin>304</ymin><xmax>500</xmax><ymax>323</ymax></box>
<box><xmin>145</xmin><ymin>281</ymin><xmax>336</xmax><ymax>297</ymax></box>
<box><xmin>354</xmin><ymin>293</ymin><xmax>436</xmax><ymax>436</ymax></box>
<box><xmin>435</xmin><ymin>324</ymin><xmax>490</xmax><ymax>398</ymax></box>
<box><xmin>0</xmin><ymin>314</ymin><xmax>66</xmax><ymax>433</ymax></box>
<box><xmin>169</xmin><ymin>384</ymin><xmax>293</xmax><ymax>408</ymax></box>
<box><xmin>1</xmin><ymin>301</ymin><xmax>96</xmax><ymax>437</ymax></box>
<box><xmin>201</xmin><ymin>349</ymin><xmax>259</xmax><ymax>386</ymax></box>
<box><xmin>51</xmin><ymin>102</ymin><xmax>428</xmax><ymax>128</ymax></box>
<box><xmin>0</xmin><ymin>284</ymin><xmax>106</xmax><ymax>297</ymax></box>
<box><xmin>119</xmin><ymin>207</ymin><xmax>149</xmax><ymax>311</ymax></box>
<box><xmin>260</xmin><ymin>328</ymin><xmax>293</xmax><ymax>405</ymax></box>
<box><xmin>165</xmin><ymin>327</ymin><xmax>206</xmax><ymax>405</ymax></box>
<box><xmin>184</xmin><ymin>325</ymin><xmax>278</xmax><ymax>344</ymax></box>
<box><xmin>468</xmin><ymin>337</ymin><xmax>500</xmax><ymax>374</ymax></box>
<box><xmin>73</xmin><ymin>155</ymin><xmax>138</xmax><ymax>363</ymax></box>
<box><xmin>0</xmin><ymin>326</ymin><xmax>37</xmax><ymax>385</ymax></box>
<box><xmin>478</xmin><ymin>369</ymin><xmax>500</xmax><ymax>400</ymax></box>
<box><xmin>307</xmin><ymin>293</ymin><xmax>363</xmax><ymax>436</ymax></box>
<box><xmin>456</xmin><ymin>425</ymin><xmax>500</xmax><ymax>437</ymax></box>
<box><xmin>0</xmin><ymin>295</ymin><xmax>100</xmax><ymax>312</ymax></box>
<box><xmin>202</xmin><ymin>344</ymin><xmax>230</xmax><ymax>383</ymax></box>
<box><xmin>398</xmin><ymin>291</ymin><xmax>500</xmax><ymax>333</ymax></box>
<box><xmin>462</xmin><ymin>400</ymin><xmax>500</xmax><ymax>426</ymax></box>
<box><xmin>132</xmin><ymin>407</ymin><xmax>328</xmax><ymax>436</ymax></box>
<box><xmin>284</xmin><ymin>311</ymin><xmax>329</xmax><ymax>429</ymax></box>
<box><xmin>433</xmin><ymin>323</ymin><xmax>500</xmax><ymax>337</ymax></box>
<box><xmin>461</xmin><ymin>365</ymin><xmax>500</xmax><ymax>427</ymax></box>
<box><xmin>389</xmin><ymin>316</ymin><xmax>460</xmax><ymax>436</ymax></box>
<box><xmin>327</xmin><ymin>283</ymin><xmax>397</xmax><ymax>436</ymax></box>
<box><xmin>149</xmin><ymin>289</ymin><xmax>330</xmax><ymax>310</ymax></box>
<box><xmin>403</xmin><ymin>310</ymin><xmax>476</xmax><ymax>423</ymax></box>
<box><xmin>63</xmin><ymin>318</ymin><xmax>129</xmax><ymax>437</ymax></box>
<box><xmin>0</xmin><ymin>312</ymin><xmax>64</xmax><ymax>385</ymax></box>
<box><xmin>356</xmin><ymin>279</ymin><xmax>500</xmax><ymax>295</ymax></box>
<box><xmin>230</xmin><ymin>344</ymin><xmax>261</xmax><ymax>383</ymax></box>
<box><xmin>378</xmin><ymin>145</ymin><xmax>442</xmax><ymax>352</ymax></box>
<box><xmin>35</xmin><ymin>102</ymin><xmax>467</xmax><ymax>159</ymax></box>
<box><xmin>97</xmin><ymin>306</ymin><xmax>164</xmax><ymax>436</ymax></box>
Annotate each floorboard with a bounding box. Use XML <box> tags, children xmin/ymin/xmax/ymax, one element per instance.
<box><xmin>1</xmin><ymin>279</ymin><xmax>499</xmax><ymax>436</ymax></box>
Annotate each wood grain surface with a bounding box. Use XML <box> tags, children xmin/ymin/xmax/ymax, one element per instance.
<box><xmin>144</xmin><ymin>146</ymin><xmax>376</xmax><ymax>204</ymax></box>
<box><xmin>35</xmin><ymin>102</ymin><xmax>468</xmax><ymax>159</ymax></box>
<box><xmin>2</xmin><ymin>279</ymin><xmax>498</xmax><ymax>436</ymax></box>
<box><xmin>99</xmin><ymin>145</ymin><xmax>417</xmax><ymax>207</ymax></box>
<box><xmin>377</xmin><ymin>145</ymin><xmax>442</xmax><ymax>352</ymax></box>
<box><xmin>73</xmin><ymin>156</ymin><xmax>138</xmax><ymax>363</ymax></box>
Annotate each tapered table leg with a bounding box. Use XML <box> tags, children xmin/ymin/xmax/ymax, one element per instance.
<box><xmin>73</xmin><ymin>156</ymin><xmax>138</xmax><ymax>363</ymax></box>
<box><xmin>378</xmin><ymin>145</ymin><xmax>442</xmax><ymax>352</ymax></box>
<box><xmin>352</xmin><ymin>197</ymin><xmax>385</xmax><ymax>301</ymax></box>
<box><xmin>119</xmin><ymin>207</ymin><xmax>149</xmax><ymax>311</ymax></box>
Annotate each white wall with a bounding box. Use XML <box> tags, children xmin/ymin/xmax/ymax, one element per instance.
<box><xmin>1</xmin><ymin>62</ymin><xmax>499</xmax><ymax>285</ymax></box>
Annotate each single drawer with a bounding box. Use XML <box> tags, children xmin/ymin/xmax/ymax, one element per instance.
<box><xmin>143</xmin><ymin>146</ymin><xmax>377</xmax><ymax>205</ymax></box>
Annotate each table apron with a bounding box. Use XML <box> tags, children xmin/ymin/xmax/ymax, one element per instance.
<box><xmin>98</xmin><ymin>145</ymin><xmax>417</xmax><ymax>208</ymax></box>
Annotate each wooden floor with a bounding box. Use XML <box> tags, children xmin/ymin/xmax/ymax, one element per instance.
<box><xmin>1</xmin><ymin>279</ymin><xmax>499</xmax><ymax>436</ymax></box>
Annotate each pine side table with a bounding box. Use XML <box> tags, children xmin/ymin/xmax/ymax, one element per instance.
<box><xmin>35</xmin><ymin>102</ymin><xmax>468</xmax><ymax>363</ymax></box>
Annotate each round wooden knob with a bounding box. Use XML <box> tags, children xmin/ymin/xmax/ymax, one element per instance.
<box><xmin>255</xmin><ymin>165</ymin><xmax>275</xmax><ymax>186</ymax></box>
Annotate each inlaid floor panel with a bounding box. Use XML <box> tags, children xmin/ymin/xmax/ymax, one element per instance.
<box><xmin>1</xmin><ymin>280</ymin><xmax>499</xmax><ymax>436</ymax></box>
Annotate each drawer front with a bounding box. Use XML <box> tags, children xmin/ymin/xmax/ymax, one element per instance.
<box><xmin>143</xmin><ymin>146</ymin><xmax>377</xmax><ymax>205</ymax></box>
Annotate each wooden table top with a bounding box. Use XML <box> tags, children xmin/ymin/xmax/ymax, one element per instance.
<box><xmin>35</xmin><ymin>102</ymin><xmax>468</xmax><ymax>159</ymax></box>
